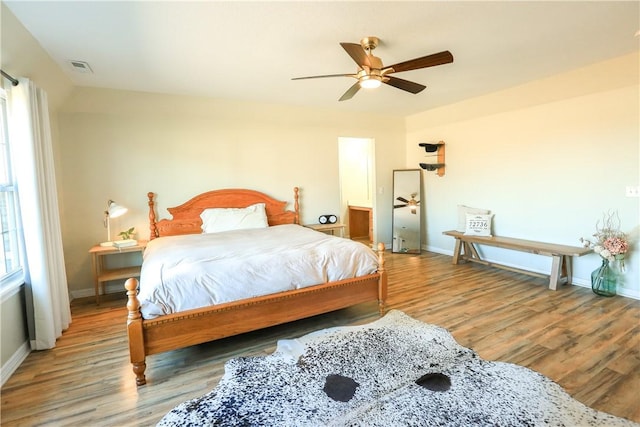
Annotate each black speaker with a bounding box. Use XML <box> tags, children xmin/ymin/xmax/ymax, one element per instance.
<box><xmin>319</xmin><ymin>214</ymin><xmax>338</xmax><ymax>224</ymax></box>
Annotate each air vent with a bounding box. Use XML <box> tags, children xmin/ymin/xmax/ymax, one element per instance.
<box><xmin>68</xmin><ymin>60</ymin><xmax>93</xmax><ymax>73</ymax></box>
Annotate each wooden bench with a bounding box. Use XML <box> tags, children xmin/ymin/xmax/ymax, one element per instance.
<box><xmin>442</xmin><ymin>230</ymin><xmax>591</xmax><ymax>290</ymax></box>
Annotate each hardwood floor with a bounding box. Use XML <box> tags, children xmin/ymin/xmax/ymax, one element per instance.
<box><xmin>2</xmin><ymin>251</ymin><xmax>639</xmax><ymax>426</ymax></box>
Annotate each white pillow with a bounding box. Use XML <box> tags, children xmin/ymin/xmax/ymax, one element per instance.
<box><xmin>200</xmin><ymin>203</ymin><xmax>268</xmax><ymax>233</ymax></box>
<box><xmin>464</xmin><ymin>213</ymin><xmax>494</xmax><ymax>237</ymax></box>
<box><xmin>457</xmin><ymin>205</ymin><xmax>491</xmax><ymax>232</ymax></box>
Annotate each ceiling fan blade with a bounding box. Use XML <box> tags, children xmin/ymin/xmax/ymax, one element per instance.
<box><xmin>394</xmin><ymin>204</ymin><xmax>408</xmax><ymax>208</ymax></box>
<box><xmin>339</xmin><ymin>82</ymin><xmax>361</xmax><ymax>101</ymax></box>
<box><xmin>396</xmin><ymin>196</ymin><xmax>409</xmax><ymax>203</ymax></box>
<box><xmin>384</xmin><ymin>76</ymin><xmax>426</xmax><ymax>94</ymax></box>
<box><xmin>292</xmin><ymin>73</ymin><xmax>356</xmax><ymax>80</ymax></box>
<box><xmin>385</xmin><ymin>50</ymin><xmax>453</xmax><ymax>74</ymax></box>
<box><xmin>340</xmin><ymin>42</ymin><xmax>372</xmax><ymax>68</ymax></box>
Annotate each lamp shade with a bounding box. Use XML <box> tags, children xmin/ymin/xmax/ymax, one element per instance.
<box><xmin>107</xmin><ymin>200</ymin><xmax>127</xmax><ymax>218</ymax></box>
<box><xmin>100</xmin><ymin>200</ymin><xmax>129</xmax><ymax>246</ymax></box>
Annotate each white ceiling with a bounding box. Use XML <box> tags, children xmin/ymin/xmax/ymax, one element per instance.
<box><xmin>5</xmin><ymin>1</ymin><xmax>640</xmax><ymax>117</ymax></box>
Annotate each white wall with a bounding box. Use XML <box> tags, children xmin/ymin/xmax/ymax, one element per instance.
<box><xmin>407</xmin><ymin>53</ymin><xmax>640</xmax><ymax>298</ymax></box>
<box><xmin>57</xmin><ymin>88</ymin><xmax>406</xmax><ymax>296</ymax></box>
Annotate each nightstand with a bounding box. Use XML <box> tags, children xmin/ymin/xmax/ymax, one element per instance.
<box><xmin>88</xmin><ymin>240</ymin><xmax>147</xmax><ymax>305</ymax></box>
<box><xmin>305</xmin><ymin>223</ymin><xmax>346</xmax><ymax>237</ymax></box>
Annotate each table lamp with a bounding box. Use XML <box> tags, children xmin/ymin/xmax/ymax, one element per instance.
<box><xmin>100</xmin><ymin>200</ymin><xmax>128</xmax><ymax>247</ymax></box>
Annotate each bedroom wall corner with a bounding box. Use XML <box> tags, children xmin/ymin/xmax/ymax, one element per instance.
<box><xmin>1</xmin><ymin>2</ymin><xmax>74</xmax><ymax>382</ymax></box>
<box><xmin>405</xmin><ymin>52</ymin><xmax>640</xmax><ymax>299</ymax></box>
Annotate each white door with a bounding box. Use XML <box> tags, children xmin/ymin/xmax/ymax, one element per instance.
<box><xmin>338</xmin><ymin>137</ymin><xmax>375</xmax><ymax>241</ymax></box>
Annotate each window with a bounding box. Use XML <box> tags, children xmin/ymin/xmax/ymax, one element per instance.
<box><xmin>0</xmin><ymin>89</ymin><xmax>24</xmax><ymax>293</ymax></box>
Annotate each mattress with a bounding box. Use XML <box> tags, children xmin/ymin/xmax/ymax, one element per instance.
<box><xmin>138</xmin><ymin>224</ymin><xmax>379</xmax><ymax>319</ymax></box>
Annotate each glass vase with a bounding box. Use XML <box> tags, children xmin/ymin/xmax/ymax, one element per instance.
<box><xmin>591</xmin><ymin>259</ymin><xmax>617</xmax><ymax>297</ymax></box>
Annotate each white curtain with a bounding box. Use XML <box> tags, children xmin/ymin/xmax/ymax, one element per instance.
<box><xmin>8</xmin><ymin>78</ymin><xmax>71</xmax><ymax>350</ymax></box>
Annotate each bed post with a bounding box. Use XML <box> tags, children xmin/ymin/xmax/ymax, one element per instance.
<box><xmin>376</xmin><ymin>242</ymin><xmax>387</xmax><ymax>316</ymax></box>
<box><xmin>148</xmin><ymin>192</ymin><xmax>158</xmax><ymax>240</ymax></box>
<box><xmin>293</xmin><ymin>187</ymin><xmax>300</xmax><ymax>224</ymax></box>
<box><xmin>125</xmin><ymin>278</ymin><xmax>147</xmax><ymax>386</ymax></box>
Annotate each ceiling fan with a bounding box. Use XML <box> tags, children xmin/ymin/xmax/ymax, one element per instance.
<box><xmin>394</xmin><ymin>194</ymin><xmax>420</xmax><ymax>214</ymax></box>
<box><xmin>292</xmin><ymin>36</ymin><xmax>453</xmax><ymax>101</ymax></box>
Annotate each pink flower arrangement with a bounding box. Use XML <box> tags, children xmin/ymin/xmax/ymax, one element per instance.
<box><xmin>580</xmin><ymin>211</ymin><xmax>629</xmax><ymax>271</ymax></box>
<box><xmin>602</xmin><ymin>236</ymin><xmax>628</xmax><ymax>257</ymax></box>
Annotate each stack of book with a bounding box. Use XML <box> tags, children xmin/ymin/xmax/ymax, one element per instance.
<box><xmin>112</xmin><ymin>239</ymin><xmax>137</xmax><ymax>248</ymax></box>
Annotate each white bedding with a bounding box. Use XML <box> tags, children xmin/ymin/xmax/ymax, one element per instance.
<box><xmin>138</xmin><ymin>224</ymin><xmax>379</xmax><ymax>319</ymax></box>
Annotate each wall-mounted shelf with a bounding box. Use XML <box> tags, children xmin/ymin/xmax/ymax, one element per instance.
<box><xmin>418</xmin><ymin>141</ymin><xmax>445</xmax><ymax>177</ymax></box>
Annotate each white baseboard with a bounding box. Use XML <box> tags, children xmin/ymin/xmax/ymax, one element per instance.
<box><xmin>1</xmin><ymin>341</ymin><xmax>30</xmax><ymax>387</ymax></box>
<box><xmin>70</xmin><ymin>247</ymin><xmax>640</xmax><ymax>301</ymax></box>
<box><xmin>423</xmin><ymin>245</ymin><xmax>639</xmax><ymax>300</ymax></box>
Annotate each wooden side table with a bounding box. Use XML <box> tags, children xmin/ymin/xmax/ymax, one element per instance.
<box><xmin>305</xmin><ymin>223</ymin><xmax>346</xmax><ymax>237</ymax></box>
<box><xmin>88</xmin><ymin>241</ymin><xmax>147</xmax><ymax>305</ymax></box>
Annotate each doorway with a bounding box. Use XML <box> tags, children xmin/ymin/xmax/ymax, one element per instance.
<box><xmin>338</xmin><ymin>137</ymin><xmax>375</xmax><ymax>244</ymax></box>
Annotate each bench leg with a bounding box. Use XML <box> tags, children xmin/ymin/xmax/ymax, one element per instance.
<box><xmin>563</xmin><ymin>255</ymin><xmax>573</xmax><ymax>285</ymax></box>
<box><xmin>465</xmin><ymin>242</ymin><xmax>481</xmax><ymax>260</ymax></box>
<box><xmin>452</xmin><ymin>239</ymin><xmax>463</xmax><ymax>264</ymax></box>
<box><xmin>549</xmin><ymin>255</ymin><xmax>563</xmax><ymax>290</ymax></box>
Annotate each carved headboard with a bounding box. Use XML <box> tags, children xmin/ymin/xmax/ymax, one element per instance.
<box><xmin>147</xmin><ymin>187</ymin><xmax>300</xmax><ymax>240</ymax></box>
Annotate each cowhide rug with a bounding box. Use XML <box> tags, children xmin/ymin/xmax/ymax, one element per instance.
<box><xmin>158</xmin><ymin>310</ymin><xmax>637</xmax><ymax>426</ymax></box>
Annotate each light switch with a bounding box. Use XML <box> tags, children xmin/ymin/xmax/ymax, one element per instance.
<box><xmin>625</xmin><ymin>186</ymin><xmax>640</xmax><ymax>197</ymax></box>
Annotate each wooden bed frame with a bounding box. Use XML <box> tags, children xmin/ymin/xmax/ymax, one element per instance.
<box><xmin>125</xmin><ymin>187</ymin><xmax>387</xmax><ymax>385</ymax></box>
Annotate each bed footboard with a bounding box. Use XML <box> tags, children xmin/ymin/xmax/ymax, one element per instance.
<box><xmin>125</xmin><ymin>278</ymin><xmax>147</xmax><ymax>386</ymax></box>
<box><xmin>376</xmin><ymin>242</ymin><xmax>387</xmax><ymax>315</ymax></box>
<box><xmin>124</xmin><ymin>245</ymin><xmax>387</xmax><ymax>386</ymax></box>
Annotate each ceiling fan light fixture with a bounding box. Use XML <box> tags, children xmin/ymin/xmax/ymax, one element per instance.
<box><xmin>293</xmin><ymin>36</ymin><xmax>454</xmax><ymax>101</ymax></box>
<box><xmin>359</xmin><ymin>75</ymin><xmax>382</xmax><ymax>89</ymax></box>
